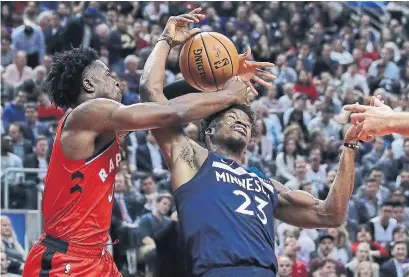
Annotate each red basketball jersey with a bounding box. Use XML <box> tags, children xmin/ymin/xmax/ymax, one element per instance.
<box><xmin>42</xmin><ymin>115</ymin><xmax>122</xmax><ymax>246</ymax></box>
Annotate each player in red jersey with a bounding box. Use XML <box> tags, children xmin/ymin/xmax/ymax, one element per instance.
<box><xmin>23</xmin><ymin>12</ymin><xmax>253</xmax><ymax>276</ymax></box>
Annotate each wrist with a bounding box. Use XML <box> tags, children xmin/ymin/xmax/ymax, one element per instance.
<box><xmin>157</xmin><ymin>34</ymin><xmax>173</xmax><ymax>48</ymax></box>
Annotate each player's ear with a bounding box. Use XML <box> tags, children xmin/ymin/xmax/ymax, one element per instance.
<box><xmin>205</xmin><ymin>128</ymin><xmax>215</xmax><ymax>135</ymax></box>
<box><xmin>83</xmin><ymin>78</ymin><xmax>95</xmax><ymax>93</ymax></box>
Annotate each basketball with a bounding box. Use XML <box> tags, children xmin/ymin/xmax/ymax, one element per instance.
<box><xmin>179</xmin><ymin>32</ymin><xmax>239</xmax><ymax>92</ymax></box>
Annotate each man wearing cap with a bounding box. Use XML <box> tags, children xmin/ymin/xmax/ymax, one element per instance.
<box><xmin>283</xmin><ymin>93</ymin><xmax>312</xmax><ymax>126</ymax></box>
<box><xmin>62</xmin><ymin>8</ymin><xmax>100</xmax><ymax>52</ymax></box>
<box><xmin>307</xmin><ymin>105</ymin><xmax>342</xmax><ymax>141</ymax></box>
<box><xmin>309</xmin><ymin>235</ymin><xmax>347</xmax><ymax>277</ymax></box>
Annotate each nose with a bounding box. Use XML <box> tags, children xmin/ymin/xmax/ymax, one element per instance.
<box><xmin>115</xmin><ymin>81</ymin><xmax>119</xmax><ymax>87</ymax></box>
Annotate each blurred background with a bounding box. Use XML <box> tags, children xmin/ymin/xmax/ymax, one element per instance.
<box><xmin>1</xmin><ymin>1</ymin><xmax>409</xmax><ymax>277</ymax></box>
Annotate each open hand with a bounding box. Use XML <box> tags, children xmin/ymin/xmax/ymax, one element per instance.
<box><xmin>160</xmin><ymin>8</ymin><xmax>205</xmax><ymax>47</ymax></box>
<box><xmin>343</xmin><ymin>95</ymin><xmax>393</xmax><ymax>141</ymax></box>
<box><xmin>237</xmin><ymin>46</ymin><xmax>276</xmax><ymax>95</ymax></box>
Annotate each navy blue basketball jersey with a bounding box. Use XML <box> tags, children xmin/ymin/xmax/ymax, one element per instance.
<box><xmin>174</xmin><ymin>152</ymin><xmax>278</xmax><ymax>277</ymax></box>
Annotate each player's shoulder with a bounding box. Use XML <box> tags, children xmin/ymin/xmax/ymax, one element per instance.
<box><xmin>69</xmin><ymin>99</ymin><xmax>121</xmax><ymax>121</ymax></box>
<box><xmin>269</xmin><ymin>178</ymin><xmax>291</xmax><ymax>194</ymax></box>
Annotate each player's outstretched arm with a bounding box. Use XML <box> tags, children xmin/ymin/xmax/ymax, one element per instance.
<box><xmin>344</xmin><ymin>97</ymin><xmax>409</xmax><ymax>138</ymax></box>
<box><xmin>274</xmin><ymin>125</ymin><xmax>360</xmax><ymax>228</ymax></box>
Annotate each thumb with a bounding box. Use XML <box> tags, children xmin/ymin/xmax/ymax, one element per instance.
<box><xmin>187</xmin><ymin>28</ymin><xmax>202</xmax><ymax>38</ymax></box>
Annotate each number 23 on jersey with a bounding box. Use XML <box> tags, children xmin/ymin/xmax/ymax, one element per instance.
<box><xmin>233</xmin><ymin>190</ymin><xmax>269</xmax><ymax>225</ymax></box>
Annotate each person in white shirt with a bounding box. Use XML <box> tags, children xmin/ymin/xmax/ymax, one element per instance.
<box><xmin>3</xmin><ymin>51</ymin><xmax>33</xmax><ymax>88</ymax></box>
<box><xmin>342</xmin><ymin>63</ymin><xmax>370</xmax><ymax>96</ymax></box>
<box><xmin>330</xmin><ymin>39</ymin><xmax>353</xmax><ymax>65</ymax></box>
<box><xmin>279</xmin><ymin>83</ymin><xmax>296</xmax><ymax>110</ymax></box>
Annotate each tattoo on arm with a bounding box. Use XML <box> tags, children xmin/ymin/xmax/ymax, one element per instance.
<box><xmin>176</xmin><ymin>141</ymin><xmax>196</xmax><ymax>169</ymax></box>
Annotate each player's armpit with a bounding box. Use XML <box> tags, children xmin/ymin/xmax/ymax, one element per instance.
<box><xmin>151</xmin><ymin>127</ymin><xmax>208</xmax><ymax>190</ymax></box>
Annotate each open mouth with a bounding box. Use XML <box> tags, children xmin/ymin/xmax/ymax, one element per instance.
<box><xmin>232</xmin><ymin>124</ymin><xmax>247</xmax><ymax>136</ymax></box>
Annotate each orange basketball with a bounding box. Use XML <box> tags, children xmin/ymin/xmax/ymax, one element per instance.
<box><xmin>179</xmin><ymin>32</ymin><xmax>239</xmax><ymax>92</ymax></box>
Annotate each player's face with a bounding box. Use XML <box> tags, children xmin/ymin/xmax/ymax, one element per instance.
<box><xmin>214</xmin><ymin>109</ymin><xmax>252</xmax><ymax>153</ymax></box>
<box><xmin>86</xmin><ymin>60</ymin><xmax>121</xmax><ymax>102</ymax></box>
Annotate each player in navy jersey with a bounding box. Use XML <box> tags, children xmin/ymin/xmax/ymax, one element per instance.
<box><xmin>140</xmin><ymin>9</ymin><xmax>362</xmax><ymax>277</ymax></box>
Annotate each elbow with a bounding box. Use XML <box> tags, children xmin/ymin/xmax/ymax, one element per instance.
<box><xmin>327</xmin><ymin>213</ymin><xmax>347</xmax><ymax>228</ymax></box>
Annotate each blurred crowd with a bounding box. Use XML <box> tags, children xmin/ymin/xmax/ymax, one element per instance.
<box><xmin>1</xmin><ymin>1</ymin><xmax>409</xmax><ymax>277</ymax></box>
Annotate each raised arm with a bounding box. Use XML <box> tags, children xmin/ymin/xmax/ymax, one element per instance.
<box><xmin>274</xmin><ymin>124</ymin><xmax>361</xmax><ymax>228</ymax></box>
<box><xmin>344</xmin><ymin>96</ymin><xmax>409</xmax><ymax>138</ymax></box>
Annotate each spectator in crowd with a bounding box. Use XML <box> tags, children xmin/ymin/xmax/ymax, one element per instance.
<box><xmin>279</xmin><ymin>82</ymin><xmax>296</xmax><ymax>110</ymax></box>
<box><xmin>368</xmin><ymin>48</ymin><xmax>400</xmax><ymax>80</ymax></box>
<box><xmin>120</xmin><ymin>54</ymin><xmax>141</xmax><ymax>93</ymax></box>
<box><xmin>285</xmin><ymin>158</ymin><xmax>308</xmax><ymax>190</ymax></box>
<box><xmin>351</xmin><ymin>225</ymin><xmax>389</xmax><ymax>265</ymax></box>
<box><xmin>356</xmin><ymin>178</ymin><xmax>382</xmax><ymax>224</ymax></box>
<box><xmin>3</xmin><ymin>52</ymin><xmax>32</xmax><ymax>89</ymax></box>
<box><xmin>136</xmin><ymin>131</ymin><xmax>167</xmax><ymax>176</ymax></box>
<box><xmin>313</xmin><ymin>43</ymin><xmax>339</xmax><ymax>77</ymax></box>
<box><xmin>368</xmin><ymin>202</ymin><xmax>398</xmax><ymax>245</ymax></box>
<box><xmin>0</xmin><ymin>251</ymin><xmax>21</xmax><ymax>277</ymax></box>
<box><xmin>346</xmin><ymin>242</ymin><xmax>380</xmax><ymax>277</ymax></box>
<box><xmin>328</xmin><ymin>226</ymin><xmax>353</xmax><ymax>264</ymax></box>
<box><xmin>11</xmin><ymin>23</ymin><xmax>45</xmax><ymax>68</ymax></box>
<box><xmin>21</xmin><ymin>103</ymin><xmax>49</xmax><ymax>143</ymax></box>
<box><xmin>36</xmin><ymin>91</ymin><xmax>64</xmax><ymax>122</ymax></box>
<box><xmin>2</xmin><ymin>90</ymin><xmax>27</xmax><ymax>130</ymax></box>
<box><xmin>308</xmin><ymin>105</ymin><xmax>342</xmax><ymax>141</ymax></box>
<box><xmin>139</xmin><ymin>175</ymin><xmax>159</xmax><ymax>213</ymax></box>
<box><xmin>138</xmin><ymin>193</ymin><xmax>173</xmax><ymax>277</ymax></box>
<box><xmin>276</xmin><ymin>137</ymin><xmax>300</xmax><ymax>182</ymax></box>
<box><xmin>309</xmin><ymin>235</ymin><xmax>347</xmax><ymax>276</ymax></box>
<box><xmin>1</xmin><ymin>135</ymin><xmax>23</xmax><ymax>188</ymax></box>
<box><xmin>62</xmin><ymin>7</ymin><xmax>100</xmax><ymax>52</ymax></box>
<box><xmin>154</xmin><ymin>211</ymin><xmax>182</xmax><ymax>277</ymax></box>
<box><xmin>342</xmin><ymin>63</ymin><xmax>370</xmax><ymax>96</ymax></box>
<box><xmin>1</xmin><ymin>35</ymin><xmax>13</xmax><ymax>67</ymax></box>
<box><xmin>355</xmin><ymin>261</ymin><xmax>378</xmax><ymax>277</ymax></box>
<box><xmin>277</xmin><ymin>256</ymin><xmax>294</xmax><ymax>277</ymax></box>
<box><xmin>273</xmin><ymin>54</ymin><xmax>298</xmax><ymax>85</ymax></box>
<box><xmin>0</xmin><ymin>216</ymin><xmax>25</xmax><ymax>275</ymax></box>
<box><xmin>281</xmin><ymin>236</ymin><xmax>308</xmax><ymax>277</ymax></box>
<box><xmin>43</xmin><ymin>11</ymin><xmax>63</xmax><ymax>55</ymax></box>
<box><xmin>331</xmin><ymin>39</ymin><xmax>354</xmax><ymax>66</ymax></box>
<box><xmin>7</xmin><ymin>123</ymin><xmax>32</xmax><ymax>161</ymax></box>
<box><xmin>283</xmin><ymin>93</ymin><xmax>312</xmax><ymax>127</ymax></box>
<box><xmin>110</xmin><ymin>172</ymin><xmax>143</xmax><ymax>272</ymax></box>
<box><xmin>379</xmin><ymin>241</ymin><xmax>408</xmax><ymax>277</ymax></box>
<box><xmin>23</xmin><ymin>135</ymin><xmax>49</xmax><ymax>185</ymax></box>
<box><xmin>295</xmin><ymin>70</ymin><xmax>319</xmax><ymax>103</ymax></box>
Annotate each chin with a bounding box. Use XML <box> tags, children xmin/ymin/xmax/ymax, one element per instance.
<box><xmin>223</xmin><ymin>136</ymin><xmax>247</xmax><ymax>153</ymax></box>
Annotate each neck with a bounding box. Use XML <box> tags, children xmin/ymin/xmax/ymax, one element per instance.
<box><xmin>213</xmin><ymin>147</ymin><xmax>246</xmax><ymax>165</ymax></box>
<box><xmin>37</xmin><ymin>153</ymin><xmax>46</xmax><ymax>159</ymax></box>
<box><xmin>380</xmin><ymin>217</ymin><xmax>389</xmax><ymax>226</ymax></box>
<box><xmin>311</xmin><ymin>162</ymin><xmax>320</xmax><ymax>171</ymax></box>
<box><xmin>153</xmin><ymin>210</ymin><xmax>163</xmax><ymax>220</ymax></box>
<box><xmin>296</xmin><ymin>175</ymin><xmax>305</xmax><ymax>181</ymax></box>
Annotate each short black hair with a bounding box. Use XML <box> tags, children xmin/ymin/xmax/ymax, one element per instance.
<box><xmin>381</xmin><ymin>201</ymin><xmax>395</xmax><ymax>208</ymax></box>
<box><xmin>46</xmin><ymin>46</ymin><xmax>99</xmax><ymax>108</ymax></box>
<box><xmin>199</xmin><ymin>104</ymin><xmax>255</xmax><ymax>143</ymax></box>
